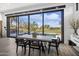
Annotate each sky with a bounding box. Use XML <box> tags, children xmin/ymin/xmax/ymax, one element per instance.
<box><xmin>11</xmin><ymin>11</ymin><xmax>62</xmax><ymax>28</ymax></box>
<box><xmin>44</xmin><ymin>11</ymin><xmax>62</xmax><ymax>27</ymax></box>
<box><xmin>30</xmin><ymin>11</ymin><xmax>62</xmax><ymax>27</ymax></box>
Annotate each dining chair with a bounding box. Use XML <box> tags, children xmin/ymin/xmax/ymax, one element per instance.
<box><xmin>28</xmin><ymin>40</ymin><xmax>43</xmax><ymax>56</ymax></box>
<box><xmin>48</xmin><ymin>37</ymin><xmax>60</xmax><ymax>55</ymax></box>
<box><xmin>15</xmin><ymin>38</ymin><xmax>29</xmax><ymax>55</ymax></box>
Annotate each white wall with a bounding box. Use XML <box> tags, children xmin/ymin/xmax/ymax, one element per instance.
<box><xmin>0</xmin><ymin>13</ymin><xmax>7</xmax><ymax>37</ymax></box>
<box><xmin>0</xmin><ymin>3</ymin><xmax>78</xmax><ymax>44</ymax></box>
<box><xmin>64</xmin><ymin>4</ymin><xmax>74</xmax><ymax>44</ymax></box>
<box><xmin>0</xmin><ymin>13</ymin><xmax>3</xmax><ymax>21</ymax></box>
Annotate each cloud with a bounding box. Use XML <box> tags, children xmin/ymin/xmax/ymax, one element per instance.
<box><xmin>30</xmin><ymin>14</ymin><xmax>42</xmax><ymax>20</ymax></box>
<box><xmin>45</xmin><ymin>13</ymin><xmax>60</xmax><ymax>20</ymax></box>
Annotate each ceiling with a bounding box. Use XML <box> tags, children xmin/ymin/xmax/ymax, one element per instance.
<box><xmin>0</xmin><ymin>3</ymin><xmax>74</xmax><ymax>13</ymax></box>
<box><xmin>0</xmin><ymin>3</ymin><xmax>37</xmax><ymax>12</ymax></box>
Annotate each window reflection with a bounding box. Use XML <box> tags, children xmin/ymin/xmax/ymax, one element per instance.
<box><xmin>19</xmin><ymin>16</ymin><xmax>28</xmax><ymax>35</ymax></box>
<box><xmin>44</xmin><ymin>11</ymin><xmax>62</xmax><ymax>38</ymax></box>
<box><xmin>30</xmin><ymin>14</ymin><xmax>42</xmax><ymax>35</ymax></box>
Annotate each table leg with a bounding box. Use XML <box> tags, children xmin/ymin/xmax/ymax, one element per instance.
<box><xmin>56</xmin><ymin>41</ymin><xmax>59</xmax><ymax>56</ymax></box>
<box><xmin>24</xmin><ymin>45</ymin><xmax>26</xmax><ymax>55</ymax></box>
<box><xmin>56</xmin><ymin>46</ymin><xmax>59</xmax><ymax>56</ymax></box>
<box><xmin>41</xmin><ymin>41</ymin><xmax>45</xmax><ymax>54</ymax></box>
<box><xmin>28</xmin><ymin>40</ymin><xmax>31</xmax><ymax>56</ymax></box>
<box><xmin>39</xmin><ymin>46</ymin><xmax>41</xmax><ymax>56</ymax></box>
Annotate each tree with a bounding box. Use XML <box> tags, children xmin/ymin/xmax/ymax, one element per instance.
<box><xmin>31</xmin><ymin>21</ymin><xmax>38</xmax><ymax>33</ymax></box>
<box><xmin>19</xmin><ymin>20</ymin><xmax>28</xmax><ymax>32</ymax></box>
<box><xmin>44</xmin><ymin>25</ymin><xmax>50</xmax><ymax>29</ymax></box>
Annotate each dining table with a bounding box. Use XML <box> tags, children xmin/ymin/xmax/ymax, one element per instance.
<box><xmin>16</xmin><ymin>34</ymin><xmax>59</xmax><ymax>55</ymax></box>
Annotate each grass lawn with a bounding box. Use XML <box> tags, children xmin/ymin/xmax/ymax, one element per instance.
<box><xmin>10</xmin><ymin>25</ymin><xmax>61</xmax><ymax>36</ymax></box>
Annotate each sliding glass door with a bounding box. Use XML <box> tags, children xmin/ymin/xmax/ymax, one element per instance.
<box><xmin>44</xmin><ymin>11</ymin><xmax>62</xmax><ymax>38</ymax></box>
<box><xmin>9</xmin><ymin>17</ymin><xmax>17</xmax><ymax>37</ymax></box>
<box><xmin>18</xmin><ymin>15</ymin><xmax>28</xmax><ymax>35</ymax></box>
<box><xmin>7</xmin><ymin>10</ymin><xmax>64</xmax><ymax>42</ymax></box>
<box><xmin>30</xmin><ymin>13</ymin><xmax>42</xmax><ymax>35</ymax></box>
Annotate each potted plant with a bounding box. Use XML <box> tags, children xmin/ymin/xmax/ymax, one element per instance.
<box><xmin>70</xmin><ymin>19</ymin><xmax>79</xmax><ymax>35</ymax></box>
<box><xmin>31</xmin><ymin>21</ymin><xmax>38</xmax><ymax>38</ymax></box>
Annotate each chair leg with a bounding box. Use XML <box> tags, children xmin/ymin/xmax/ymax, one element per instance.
<box><xmin>22</xmin><ymin>46</ymin><xmax>23</xmax><ymax>50</ymax></box>
<box><xmin>16</xmin><ymin>45</ymin><xmax>18</xmax><ymax>55</ymax></box>
<box><xmin>56</xmin><ymin>46</ymin><xmax>59</xmax><ymax>56</ymax></box>
<box><xmin>48</xmin><ymin>45</ymin><xmax>50</xmax><ymax>54</ymax></box>
<box><xmin>28</xmin><ymin>41</ymin><xmax>31</xmax><ymax>56</ymax></box>
<box><xmin>39</xmin><ymin>47</ymin><xmax>41</xmax><ymax>56</ymax></box>
<box><xmin>45</xmin><ymin>45</ymin><xmax>47</xmax><ymax>49</ymax></box>
<box><xmin>41</xmin><ymin>45</ymin><xmax>45</xmax><ymax>54</ymax></box>
<box><xmin>32</xmin><ymin>48</ymin><xmax>34</xmax><ymax>55</ymax></box>
<box><xmin>24</xmin><ymin>45</ymin><xmax>26</xmax><ymax>55</ymax></box>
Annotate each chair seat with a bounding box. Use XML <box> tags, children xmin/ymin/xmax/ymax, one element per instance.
<box><xmin>29</xmin><ymin>41</ymin><xmax>43</xmax><ymax>56</ymax></box>
<box><xmin>49</xmin><ymin>42</ymin><xmax>58</xmax><ymax>46</ymax></box>
<box><xmin>30</xmin><ymin>46</ymin><xmax>40</xmax><ymax>49</ymax></box>
<box><xmin>48</xmin><ymin>37</ymin><xmax>60</xmax><ymax>55</ymax></box>
<box><xmin>30</xmin><ymin>41</ymin><xmax>42</xmax><ymax>49</ymax></box>
<box><xmin>15</xmin><ymin>39</ymin><xmax>29</xmax><ymax>55</ymax></box>
<box><xmin>31</xmin><ymin>42</ymin><xmax>41</xmax><ymax>46</ymax></box>
<box><xmin>18</xmin><ymin>44</ymin><xmax>25</xmax><ymax>46</ymax></box>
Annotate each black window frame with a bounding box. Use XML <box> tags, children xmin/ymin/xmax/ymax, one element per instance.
<box><xmin>7</xmin><ymin>16</ymin><xmax>18</xmax><ymax>38</ymax></box>
<box><xmin>43</xmin><ymin>9</ymin><xmax>64</xmax><ymax>43</ymax></box>
<box><xmin>7</xmin><ymin>9</ymin><xmax>64</xmax><ymax>43</ymax></box>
